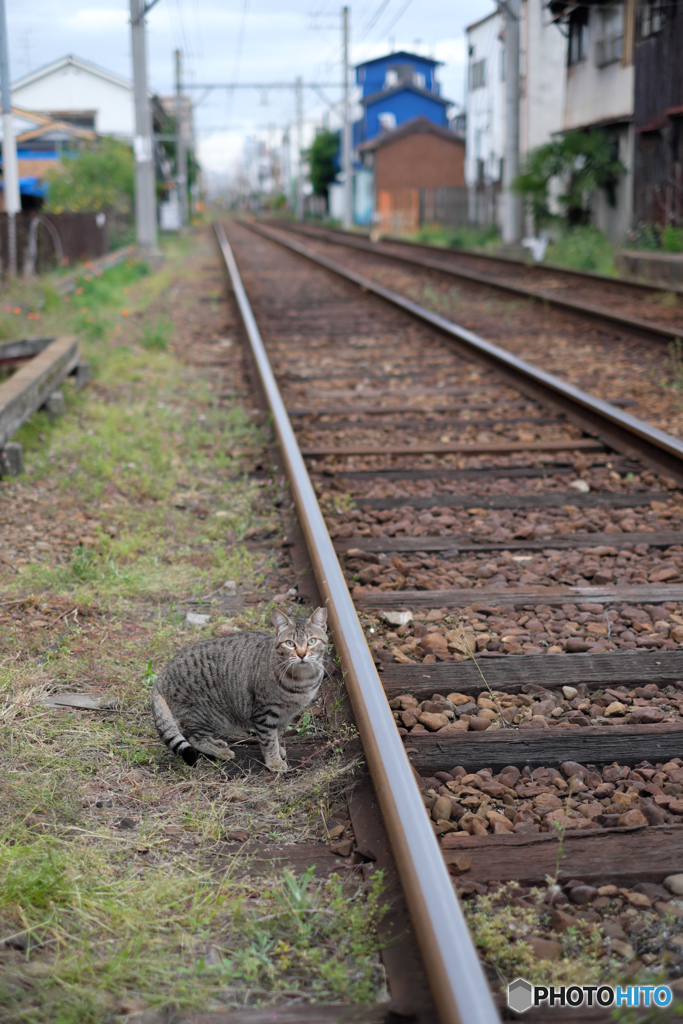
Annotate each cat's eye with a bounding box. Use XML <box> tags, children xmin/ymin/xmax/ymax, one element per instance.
<box><xmin>283</xmin><ymin>640</ymin><xmax>295</xmax><ymax>649</ymax></box>
<box><xmin>307</xmin><ymin>638</ymin><xmax>318</xmax><ymax>646</ymax></box>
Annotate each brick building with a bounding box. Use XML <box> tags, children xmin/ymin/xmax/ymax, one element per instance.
<box><xmin>358</xmin><ymin>116</ymin><xmax>465</xmax><ymax>233</ymax></box>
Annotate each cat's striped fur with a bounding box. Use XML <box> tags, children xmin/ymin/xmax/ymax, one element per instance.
<box><xmin>152</xmin><ymin>607</ymin><xmax>327</xmax><ymax>772</ymax></box>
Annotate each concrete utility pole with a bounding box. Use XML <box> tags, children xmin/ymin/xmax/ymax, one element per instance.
<box><xmin>175</xmin><ymin>48</ymin><xmax>189</xmax><ymax>226</ymax></box>
<box><xmin>501</xmin><ymin>0</ymin><xmax>522</xmax><ymax>245</ymax></box>
<box><xmin>130</xmin><ymin>0</ymin><xmax>159</xmax><ymax>255</ymax></box>
<box><xmin>295</xmin><ymin>76</ymin><xmax>304</xmax><ymax>221</ymax></box>
<box><xmin>342</xmin><ymin>5</ymin><xmax>352</xmax><ymax>230</ymax></box>
<box><xmin>0</xmin><ymin>0</ymin><xmax>20</xmax><ymax>276</ymax></box>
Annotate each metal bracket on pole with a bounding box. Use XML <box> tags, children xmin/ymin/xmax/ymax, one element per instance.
<box><xmin>131</xmin><ymin>0</ymin><xmax>162</xmax><ymax>25</ymax></box>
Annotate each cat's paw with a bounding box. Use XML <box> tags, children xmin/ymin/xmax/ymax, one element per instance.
<box><xmin>279</xmin><ymin>745</ymin><xmax>287</xmax><ymax>759</ymax></box>
<box><xmin>190</xmin><ymin>736</ymin><xmax>236</xmax><ymax>760</ymax></box>
<box><xmin>266</xmin><ymin>756</ymin><xmax>288</xmax><ymax>773</ymax></box>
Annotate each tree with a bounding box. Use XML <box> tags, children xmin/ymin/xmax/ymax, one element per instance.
<box><xmin>306</xmin><ymin>129</ymin><xmax>340</xmax><ymax>200</ymax></box>
<box><xmin>513</xmin><ymin>130</ymin><xmax>626</xmax><ymax>231</ymax></box>
<box><xmin>43</xmin><ymin>139</ymin><xmax>135</xmax><ymax>214</ymax></box>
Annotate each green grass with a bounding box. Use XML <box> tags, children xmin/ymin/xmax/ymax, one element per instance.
<box><xmin>0</xmin><ymin>229</ymin><xmax>385</xmax><ymax>1020</ymax></box>
<box><xmin>544</xmin><ymin>225</ymin><xmax>617</xmax><ymax>275</ymax></box>
<box><xmin>412</xmin><ymin>223</ymin><xmax>501</xmax><ymax>251</ymax></box>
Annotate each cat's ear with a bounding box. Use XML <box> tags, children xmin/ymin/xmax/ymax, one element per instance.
<box><xmin>307</xmin><ymin>606</ymin><xmax>328</xmax><ymax>631</ymax></box>
<box><xmin>272</xmin><ymin>608</ymin><xmax>294</xmax><ymax>633</ymax></box>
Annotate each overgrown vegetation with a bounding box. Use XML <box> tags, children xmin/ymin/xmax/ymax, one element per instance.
<box><xmin>513</xmin><ymin>129</ymin><xmax>626</xmax><ymax>232</ymax></box>
<box><xmin>43</xmin><ymin>139</ymin><xmax>134</xmax><ymax>216</ymax></box>
<box><xmin>0</xmin><ymin>232</ymin><xmax>384</xmax><ymax>1020</ymax></box>
<box><xmin>544</xmin><ymin>225</ymin><xmax>617</xmax><ymax>275</ymax></box>
<box><xmin>412</xmin><ymin>223</ymin><xmax>500</xmax><ymax>250</ymax></box>
<box><xmin>627</xmin><ymin>224</ymin><xmax>683</xmax><ymax>254</ymax></box>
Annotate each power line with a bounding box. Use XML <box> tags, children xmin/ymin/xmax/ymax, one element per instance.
<box><xmin>381</xmin><ymin>0</ymin><xmax>414</xmax><ymax>37</ymax></box>
<box><xmin>357</xmin><ymin>0</ymin><xmax>392</xmax><ymax>43</ymax></box>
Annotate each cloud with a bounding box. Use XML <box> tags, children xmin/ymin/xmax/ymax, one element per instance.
<box><xmin>198</xmin><ymin>130</ymin><xmax>246</xmax><ymax>175</ymax></box>
<box><xmin>63</xmin><ymin>8</ymin><xmax>127</xmax><ymax>33</ymax></box>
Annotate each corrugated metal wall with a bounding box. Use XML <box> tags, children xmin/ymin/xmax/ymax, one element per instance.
<box><xmin>634</xmin><ymin>0</ymin><xmax>683</xmax><ymax>226</ymax></box>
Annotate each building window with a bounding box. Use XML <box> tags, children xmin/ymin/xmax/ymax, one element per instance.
<box><xmin>640</xmin><ymin>0</ymin><xmax>664</xmax><ymax>37</ymax></box>
<box><xmin>470</xmin><ymin>59</ymin><xmax>486</xmax><ymax>90</ymax></box>
<box><xmin>595</xmin><ymin>4</ymin><xmax>624</xmax><ymax>66</ymax></box>
<box><xmin>378</xmin><ymin>112</ymin><xmax>396</xmax><ymax>132</ymax></box>
<box><xmin>568</xmin><ymin>7</ymin><xmax>590</xmax><ymax>64</ymax></box>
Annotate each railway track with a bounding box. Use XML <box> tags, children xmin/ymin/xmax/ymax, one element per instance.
<box><xmin>264</xmin><ymin>220</ymin><xmax>683</xmax><ymax>348</ymax></box>
<box><xmin>215</xmin><ymin>219</ymin><xmax>683</xmax><ymax>1023</ymax></box>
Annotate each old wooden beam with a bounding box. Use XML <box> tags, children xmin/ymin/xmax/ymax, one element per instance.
<box><xmin>334</xmin><ymin>528</ymin><xmax>680</xmax><ymax>556</ymax></box>
<box><xmin>357</xmin><ymin>582</ymin><xmax>683</xmax><ymax>610</ymax></box>
<box><xmin>441</xmin><ymin>825</ymin><xmax>683</xmax><ymax>886</ymax></box>
<box><xmin>301</xmin><ymin>439</ymin><xmax>605</xmax><ymax>457</ymax></box>
<box><xmin>402</xmin><ymin>723</ymin><xmax>683</xmax><ymax>773</ymax></box>
<box><xmin>380</xmin><ymin>649</ymin><xmax>683</xmax><ymax>699</ymax></box>
<box><xmin>0</xmin><ymin>336</ymin><xmax>54</xmax><ymax>367</ymax></box>
<box><xmin>0</xmin><ymin>335</ymin><xmax>79</xmax><ymax>447</ymax></box>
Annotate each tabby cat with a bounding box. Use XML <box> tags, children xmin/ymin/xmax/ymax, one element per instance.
<box><xmin>152</xmin><ymin>606</ymin><xmax>328</xmax><ymax>772</ymax></box>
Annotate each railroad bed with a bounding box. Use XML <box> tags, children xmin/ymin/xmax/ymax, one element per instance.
<box><xmin>267</xmin><ymin>220</ymin><xmax>683</xmax><ymax>344</ymax></box>
<box><xmin>216</xmin><ymin>218</ymin><xmax>683</xmax><ymax>1024</ymax></box>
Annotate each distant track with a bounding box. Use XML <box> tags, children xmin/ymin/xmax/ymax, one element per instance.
<box><xmin>267</xmin><ymin>220</ymin><xmax>683</xmax><ymax>346</ymax></box>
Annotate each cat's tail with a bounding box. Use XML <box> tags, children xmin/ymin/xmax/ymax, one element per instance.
<box><xmin>152</xmin><ymin>690</ymin><xmax>198</xmax><ymax>766</ymax></box>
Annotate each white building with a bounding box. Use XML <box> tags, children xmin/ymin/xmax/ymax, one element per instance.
<box><xmin>11</xmin><ymin>55</ymin><xmax>134</xmax><ymax>138</ymax></box>
<box><xmin>559</xmin><ymin>0</ymin><xmax>635</xmax><ymax>240</ymax></box>
<box><xmin>465</xmin><ymin>9</ymin><xmax>505</xmax><ymax>225</ymax></box>
<box><xmin>465</xmin><ymin>0</ymin><xmax>566</xmax><ymax>229</ymax></box>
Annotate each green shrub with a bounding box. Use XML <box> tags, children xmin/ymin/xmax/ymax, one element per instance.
<box><xmin>44</xmin><ymin>139</ymin><xmax>134</xmax><ymax>215</ymax></box>
<box><xmin>414</xmin><ymin>223</ymin><xmax>500</xmax><ymax>250</ymax></box>
<box><xmin>662</xmin><ymin>225</ymin><xmax>683</xmax><ymax>253</ymax></box>
<box><xmin>513</xmin><ymin>130</ymin><xmax>626</xmax><ymax>231</ymax></box>
<box><xmin>545</xmin><ymin>225</ymin><xmax>616</xmax><ymax>275</ymax></box>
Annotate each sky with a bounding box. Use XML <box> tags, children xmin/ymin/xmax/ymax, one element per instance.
<box><xmin>5</xmin><ymin>0</ymin><xmax>496</xmax><ymax>183</ymax></box>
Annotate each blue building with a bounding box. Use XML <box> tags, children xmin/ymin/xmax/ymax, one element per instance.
<box><xmin>353</xmin><ymin>51</ymin><xmax>451</xmax><ymax>149</ymax></box>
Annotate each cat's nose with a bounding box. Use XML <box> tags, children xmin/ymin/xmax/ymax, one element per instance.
<box><xmin>296</xmin><ymin>648</ymin><xmax>307</xmax><ymax>660</ymax></box>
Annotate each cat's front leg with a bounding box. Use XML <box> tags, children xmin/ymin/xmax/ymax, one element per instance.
<box><xmin>277</xmin><ymin>725</ymin><xmax>287</xmax><ymax>761</ymax></box>
<box><xmin>260</xmin><ymin>727</ymin><xmax>287</xmax><ymax>772</ymax></box>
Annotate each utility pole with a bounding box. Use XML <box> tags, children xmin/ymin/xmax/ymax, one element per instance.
<box><xmin>501</xmin><ymin>0</ymin><xmax>522</xmax><ymax>245</ymax></box>
<box><xmin>0</xmin><ymin>0</ymin><xmax>20</xmax><ymax>276</ymax></box>
<box><xmin>342</xmin><ymin>6</ymin><xmax>352</xmax><ymax>230</ymax></box>
<box><xmin>295</xmin><ymin>76</ymin><xmax>304</xmax><ymax>221</ymax></box>
<box><xmin>130</xmin><ymin>0</ymin><xmax>159</xmax><ymax>257</ymax></box>
<box><xmin>175</xmin><ymin>48</ymin><xmax>188</xmax><ymax>226</ymax></box>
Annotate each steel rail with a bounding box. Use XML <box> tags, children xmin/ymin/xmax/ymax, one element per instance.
<box><xmin>269</xmin><ymin>218</ymin><xmax>682</xmax><ymax>297</ymax></box>
<box><xmin>215</xmin><ymin>221</ymin><xmax>499</xmax><ymax>1024</ymax></box>
<box><xmin>267</xmin><ymin>221</ymin><xmax>682</xmax><ymax>343</ymax></box>
<box><xmin>244</xmin><ymin>221</ymin><xmax>683</xmax><ymax>483</ymax></box>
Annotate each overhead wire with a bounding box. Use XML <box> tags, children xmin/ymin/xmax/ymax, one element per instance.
<box><xmin>380</xmin><ymin>0</ymin><xmax>414</xmax><ymax>38</ymax></box>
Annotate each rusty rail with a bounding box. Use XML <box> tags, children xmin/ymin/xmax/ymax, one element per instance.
<box><xmin>244</xmin><ymin>221</ymin><xmax>683</xmax><ymax>484</ymax></box>
<box><xmin>215</xmin><ymin>220</ymin><xmax>500</xmax><ymax>1024</ymax></box>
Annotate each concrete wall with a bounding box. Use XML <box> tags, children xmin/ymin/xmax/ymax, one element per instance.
<box><xmin>465</xmin><ymin>11</ymin><xmax>505</xmax><ymax>194</ymax></box>
<box><xmin>591</xmin><ymin>122</ymin><xmax>634</xmax><ymax>240</ymax></box>
<box><xmin>561</xmin><ymin>2</ymin><xmax>635</xmax><ymax>241</ymax></box>
<box><xmin>13</xmin><ymin>65</ymin><xmax>133</xmax><ymax>138</ymax></box>
<box><xmin>521</xmin><ymin>0</ymin><xmax>566</xmax><ymax>154</ymax></box>
<box><xmin>466</xmin><ymin>0</ymin><xmax>565</xmax><ymax>227</ymax></box>
<box><xmin>375</xmin><ymin>132</ymin><xmax>465</xmax><ymax>192</ymax></box>
<box><xmin>564</xmin><ymin>13</ymin><xmax>634</xmax><ymax>130</ymax></box>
